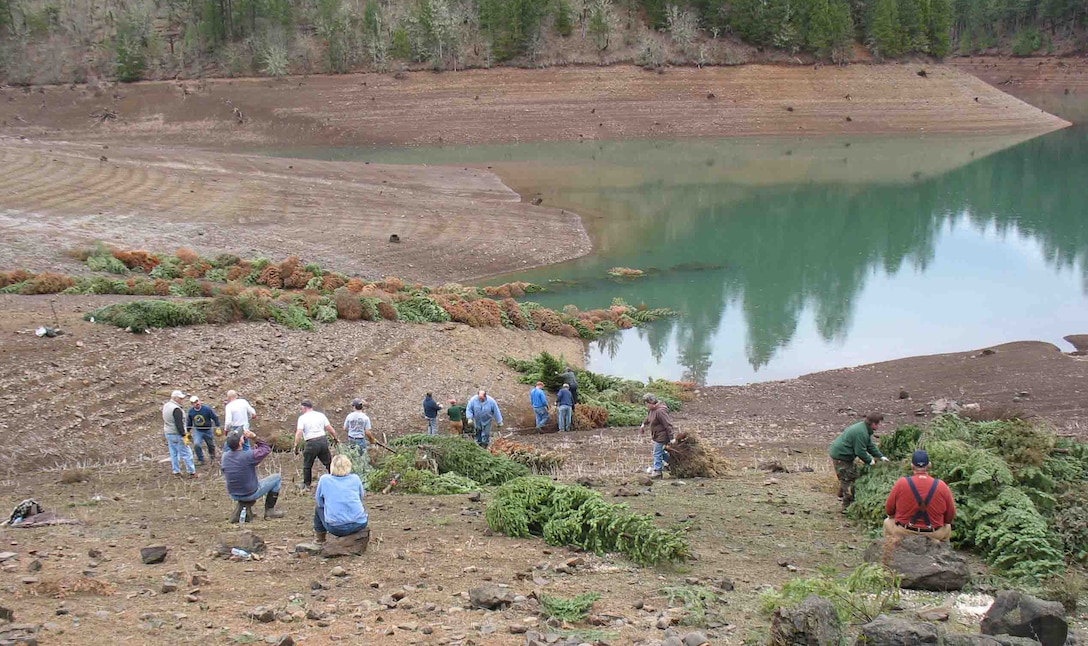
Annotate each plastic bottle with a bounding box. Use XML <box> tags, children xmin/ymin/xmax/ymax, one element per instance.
<box><xmin>230</xmin><ymin>548</ymin><xmax>252</xmax><ymax>560</ymax></box>
<box><xmin>239</xmin><ymin>506</ymin><xmax>248</xmax><ymax>523</ymax></box>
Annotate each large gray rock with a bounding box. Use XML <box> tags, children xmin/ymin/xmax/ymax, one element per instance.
<box><xmin>981</xmin><ymin>591</ymin><xmax>1067</xmax><ymax>646</ymax></box>
<box><xmin>943</xmin><ymin>633</ymin><xmax>1041</xmax><ymax>646</ymax></box>
<box><xmin>856</xmin><ymin>615</ymin><xmax>939</xmax><ymax>646</ymax></box>
<box><xmin>139</xmin><ymin>545</ymin><xmax>168</xmax><ymax>565</ymax></box>
<box><xmin>863</xmin><ymin>536</ymin><xmax>968</xmax><ymax>591</ymax></box>
<box><xmin>216</xmin><ymin>531</ymin><xmax>265</xmax><ymax>556</ymax></box>
<box><xmin>321</xmin><ymin>529</ymin><xmax>370</xmax><ymax>558</ymax></box>
<box><xmin>770</xmin><ymin>596</ymin><xmax>843</xmax><ymax>646</ymax></box>
<box><xmin>469</xmin><ymin>585</ymin><xmax>516</xmax><ymax>610</ymax></box>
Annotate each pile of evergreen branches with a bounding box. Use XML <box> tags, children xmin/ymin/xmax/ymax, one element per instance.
<box><xmin>850</xmin><ymin>415</ymin><xmax>1088</xmax><ymax>580</ymax></box>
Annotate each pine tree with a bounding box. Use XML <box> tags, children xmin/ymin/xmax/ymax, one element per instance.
<box><xmin>868</xmin><ymin>0</ymin><xmax>903</xmax><ymax>58</ymax></box>
<box><xmin>810</xmin><ymin>0</ymin><xmax>854</xmax><ymax>60</ymax></box>
<box><xmin>927</xmin><ymin>0</ymin><xmax>952</xmax><ymax>56</ymax></box>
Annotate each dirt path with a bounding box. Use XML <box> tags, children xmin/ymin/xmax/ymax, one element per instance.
<box><xmin>0</xmin><ymin>138</ymin><xmax>590</xmax><ymax>283</ymax></box>
<box><xmin>0</xmin><ymin>65</ymin><xmax>1069</xmax><ymax>150</ymax></box>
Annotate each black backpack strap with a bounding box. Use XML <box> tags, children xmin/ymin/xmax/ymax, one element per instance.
<box><xmin>905</xmin><ymin>477</ymin><xmax>940</xmax><ymax>527</ymax></box>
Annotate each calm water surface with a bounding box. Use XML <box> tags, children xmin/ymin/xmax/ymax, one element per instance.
<box><xmin>268</xmin><ymin>99</ymin><xmax>1088</xmax><ymax>386</ymax></box>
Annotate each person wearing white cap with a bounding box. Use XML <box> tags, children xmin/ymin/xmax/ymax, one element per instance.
<box><xmin>186</xmin><ymin>395</ymin><xmax>221</xmax><ymax>466</ymax></box>
<box><xmin>162</xmin><ymin>390</ymin><xmax>197</xmax><ymax>478</ymax></box>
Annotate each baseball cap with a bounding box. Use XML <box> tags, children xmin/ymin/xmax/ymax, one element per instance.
<box><xmin>912</xmin><ymin>450</ymin><xmax>930</xmax><ymax>467</ymax></box>
<box><xmin>301</xmin><ymin>400</ymin><xmax>313</xmax><ymax>408</ymax></box>
<box><xmin>352</xmin><ymin>398</ymin><xmax>364</xmax><ymax>409</ymax></box>
<box><xmin>171</xmin><ymin>390</ymin><xmax>187</xmax><ymax>399</ymax></box>
<box><xmin>189</xmin><ymin>395</ymin><xmax>199</xmax><ymax>403</ymax></box>
<box><xmin>449</xmin><ymin>398</ymin><xmax>456</xmax><ymax>404</ymax></box>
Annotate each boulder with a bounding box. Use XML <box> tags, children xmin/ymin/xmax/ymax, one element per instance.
<box><xmin>770</xmin><ymin>596</ymin><xmax>843</xmax><ymax>646</ymax></box>
<box><xmin>857</xmin><ymin>615</ymin><xmax>939</xmax><ymax>646</ymax></box>
<box><xmin>683</xmin><ymin>631</ymin><xmax>711</xmax><ymax>646</ymax></box>
<box><xmin>981</xmin><ymin>591</ymin><xmax>1067</xmax><ymax>646</ymax></box>
<box><xmin>468</xmin><ymin>585</ymin><xmax>516</xmax><ymax>610</ymax></box>
<box><xmin>248</xmin><ymin>607</ymin><xmax>275</xmax><ymax>623</ymax></box>
<box><xmin>323</xmin><ymin>530</ymin><xmax>370</xmax><ymax>558</ymax></box>
<box><xmin>139</xmin><ymin>546</ymin><xmax>168</xmax><ymax>565</ymax></box>
<box><xmin>216</xmin><ymin>531</ymin><xmax>265</xmax><ymax>556</ymax></box>
<box><xmin>942</xmin><ymin>634</ymin><xmax>1005</xmax><ymax>646</ymax></box>
<box><xmin>863</xmin><ymin>537</ymin><xmax>968</xmax><ymax>591</ymax></box>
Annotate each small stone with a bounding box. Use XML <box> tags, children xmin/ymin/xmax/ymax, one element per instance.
<box><xmin>330</xmin><ymin>566</ymin><xmax>347</xmax><ymax>577</ymax></box>
<box><xmin>88</xmin><ymin>549</ymin><xmax>102</xmax><ymax>559</ymax></box>
<box><xmin>295</xmin><ymin>543</ymin><xmax>323</xmax><ymax>555</ymax></box>
<box><xmin>274</xmin><ymin>637</ymin><xmax>295</xmax><ymax>646</ymax></box>
<box><xmin>509</xmin><ymin>625</ymin><xmax>529</xmax><ymax>634</ymax></box>
<box><xmin>682</xmin><ymin>631</ymin><xmax>710</xmax><ymax>646</ymax></box>
<box><xmin>28</xmin><ymin>559</ymin><xmax>41</xmax><ymax>572</ymax></box>
<box><xmin>190</xmin><ymin>574</ymin><xmax>210</xmax><ymax>586</ymax></box>
<box><xmin>140</xmin><ymin>546</ymin><xmax>168</xmax><ymax>564</ymax></box>
<box><xmin>0</xmin><ymin>551</ymin><xmax>17</xmax><ymax>562</ymax></box>
<box><xmin>657</xmin><ymin>615</ymin><xmax>672</xmax><ymax>629</ymax></box>
<box><xmin>162</xmin><ymin>579</ymin><xmax>178</xmax><ymax>594</ymax></box>
<box><xmin>249</xmin><ymin>607</ymin><xmax>275</xmax><ymax>623</ymax></box>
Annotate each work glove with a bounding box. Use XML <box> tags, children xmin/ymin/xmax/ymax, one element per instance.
<box><xmin>183</xmin><ymin>434</ymin><xmax>192</xmax><ymax>446</ymax></box>
<box><xmin>214</xmin><ymin>427</ymin><xmax>223</xmax><ymax>437</ymax></box>
<box><xmin>880</xmin><ymin>456</ymin><xmax>890</xmax><ymax>462</ymax></box>
<box><xmin>869</xmin><ymin>458</ymin><xmax>877</xmax><ymax>466</ymax></box>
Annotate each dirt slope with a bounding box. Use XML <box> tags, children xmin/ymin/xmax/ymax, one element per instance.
<box><xmin>0</xmin><ymin>294</ymin><xmax>584</xmax><ymax>476</ymax></box>
<box><xmin>0</xmin><ymin>64</ymin><xmax>1070</xmax><ymax>150</ymax></box>
<box><xmin>0</xmin><ymin>138</ymin><xmax>590</xmax><ymax>283</ymax></box>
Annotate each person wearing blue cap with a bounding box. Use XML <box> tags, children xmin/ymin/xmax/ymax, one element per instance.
<box><xmin>828</xmin><ymin>413</ymin><xmax>888</xmax><ymax>511</ymax></box>
<box><xmin>883</xmin><ymin>449</ymin><xmax>956</xmax><ymax>541</ymax></box>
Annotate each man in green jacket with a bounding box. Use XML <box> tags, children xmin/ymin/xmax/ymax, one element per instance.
<box><xmin>829</xmin><ymin>413</ymin><xmax>889</xmax><ymax>511</ymax></box>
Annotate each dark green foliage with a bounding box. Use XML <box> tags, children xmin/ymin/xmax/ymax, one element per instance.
<box><xmin>659</xmin><ymin>585</ymin><xmax>725</xmax><ymax>626</ymax></box>
<box><xmin>478</xmin><ymin>0</ymin><xmax>549</xmax><ymax>60</ymax></box>
<box><xmin>1012</xmin><ymin>27</ymin><xmax>1043</xmax><ymax>55</ymax></box>
<box><xmin>539</xmin><ymin>592</ymin><xmax>601</xmax><ymax>622</ymax></box>
<box><xmin>114</xmin><ymin>12</ymin><xmax>148</xmax><ymax>82</ymax></box>
<box><xmin>486</xmin><ymin>476</ymin><xmax>690</xmax><ymax>566</ymax></box>
<box><xmin>808</xmin><ymin>0</ymin><xmax>855</xmax><ymax>61</ymax></box>
<box><xmin>868</xmin><ymin>0</ymin><xmax>904</xmax><ymax>58</ymax></box>
<box><xmin>760</xmin><ymin>564</ymin><xmax>901</xmax><ymax>623</ymax></box>
<box><xmin>554</xmin><ymin>0</ymin><xmax>574</xmax><ymax>36</ymax></box>
<box><xmin>502</xmin><ymin>353</ymin><xmax>691</xmax><ymax>428</ymax></box>
<box><xmin>366</xmin><ymin>449</ymin><xmax>481</xmax><ymax>494</ymax></box>
<box><xmin>395</xmin><ymin>294</ymin><xmax>451</xmax><ymax>323</ymax></box>
<box><xmin>854</xmin><ymin>416</ymin><xmax>1088</xmax><ymax>581</ymax></box>
<box><xmin>390</xmin><ymin>434</ymin><xmax>529</xmax><ymax>485</ymax></box>
<box><xmin>85</xmin><ymin>300</ymin><xmax>205</xmax><ymax>333</ymax></box>
<box><xmin>270</xmin><ymin>303</ymin><xmax>315</xmax><ymax>330</ymax></box>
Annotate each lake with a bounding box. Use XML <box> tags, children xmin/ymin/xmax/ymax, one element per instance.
<box><xmin>268</xmin><ymin>97</ymin><xmax>1088</xmax><ymax>386</ymax></box>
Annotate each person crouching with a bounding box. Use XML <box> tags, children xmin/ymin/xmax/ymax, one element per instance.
<box><xmin>313</xmin><ymin>454</ymin><xmax>369</xmax><ymax>544</ymax></box>
<box><xmin>222</xmin><ymin>430</ymin><xmax>285</xmax><ymax>521</ymax></box>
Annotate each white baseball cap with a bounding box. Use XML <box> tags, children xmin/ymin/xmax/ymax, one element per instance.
<box><xmin>189</xmin><ymin>395</ymin><xmax>200</xmax><ymax>403</ymax></box>
<box><xmin>171</xmin><ymin>390</ymin><xmax>187</xmax><ymax>399</ymax></box>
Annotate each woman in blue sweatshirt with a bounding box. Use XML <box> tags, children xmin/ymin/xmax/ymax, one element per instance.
<box><xmin>313</xmin><ymin>454</ymin><xmax>368</xmax><ymax>543</ymax></box>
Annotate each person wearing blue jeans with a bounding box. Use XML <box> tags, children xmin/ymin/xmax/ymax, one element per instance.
<box><xmin>163</xmin><ymin>390</ymin><xmax>197</xmax><ymax>478</ymax></box>
<box><xmin>639</xmin><ymin>393</ymin><xmax>674</xmax><ymax>478</ymax></box>
<box><xmin>222</xmin><ymin>431</ymin><xmax>284</xmax><ymax>521</ymax></box>
<box><xmin>422</xmin><ymin>392</ymin><xmax>443</xmax><ymax>436</ymax></box>
<box><xmin>556</xmin><ymin>384</ymin><xmax>574</xmax><ymax>432</ymax></box>
<box><xmin>466</xmin><ymin>390</ymin><xmax>503</xmax><ymax>448</ymax></box>
<box><xmin>313</xmin><ymin>454</ymin><xmax>369</xmax><ymax>542</ymax></box>
<box><xmin>187</xmin><ymin>396</ymin><xmax>221</xmax><ymax>465</ymax></box>
<box><xmin>530</xmin><ymin>381</ymin><xmax>550</xmax><ymax>431</ymax></box>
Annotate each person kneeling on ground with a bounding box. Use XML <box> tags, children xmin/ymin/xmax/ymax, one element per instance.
<box><xmin>883</xmin><ymin>450</ymin><xmax>955</xmax><ymax>541</ymax></box>
<box><xmin>222</xmin><ymin>430</ymin><xmax>285</xmax><ymax>521</ymax></box>
<box><xmin>313</xmin><ymin>454</ymin><xmax>369</xmax><ymax>544</ymax></box>
<box><xmin>639</xmin><ymin>393</ymin><xmax>674</xmax><ymax>478</ymax></box>
<box><xmin>828</xmin><ymin>412</ymin><xmax>888</xmax><ymax>511</ymax></box>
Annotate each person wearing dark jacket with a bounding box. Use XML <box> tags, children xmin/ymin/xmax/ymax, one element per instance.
<box><xmin>162</xmin><ymin>389</ymin><xmax>196</xmax><ymax>478</ymax></box>
<box><xmin>423</xmin><ymin>393</ymin><xmax>443</xmax><ymax>436</ymax></box>
<box><xmin>222</xmin><ymin>430</ymin><xmax>284</xmax><ymax>522</ymax></box>
<box><xmin>556</xmin><ymin>384</ymin><xmax>574</xmax><ymax>432</ymax></box>
<box><xmin>559</xmin><ymin>367</ymin><xmax>579</xmax><ymax>413</ymax></box>
<box><xmin>187</xmin><ymin>395</ymin><xmax>221</xmax><ymax>465</ymax></box>
<box><xmin>639</xmin><ymin>394</ymin><xmax>674</xmax><ymax>478</ymax></box>
<box><xmin>829</xmin><ymin>413</ymin><xmax>888</xmax><ymax>511</ymax></box>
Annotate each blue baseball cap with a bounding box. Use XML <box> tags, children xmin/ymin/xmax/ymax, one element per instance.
<box><xmin>912</xmin><ymin>450</ymin><xmax>930</xmax><ymax>467</ymax></box>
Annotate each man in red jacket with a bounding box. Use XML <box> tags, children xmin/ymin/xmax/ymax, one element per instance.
<box><xmin>883</xmin><ymin>450</ymin><xmax>956</xmax><ymax>541</ymax></box>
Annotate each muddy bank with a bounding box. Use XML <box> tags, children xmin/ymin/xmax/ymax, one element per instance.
<box><xmin>0</xmin><ymin>65</ymin><xmax>1070</xmax><ymax>150</ymax></box>
<box><xmin>682</xmin><ymin>340</ymin><xmax>1088</xmax><ymax>446</ymax></box>
<box><xmin>0</xmin><ymin>138</ymin><xmax>590</xmax><ymax>283</ymax></box>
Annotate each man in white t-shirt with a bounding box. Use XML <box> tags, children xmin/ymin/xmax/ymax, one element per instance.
<box><xmin>223</xmin><ymin>389</ymin><xmax>257</xmax><ymax>451</ymax></box>
<box><xmin>293</xmin><ymin>400</ymin><xmax>336</xmax><ymax>487</ymax></box>
<box><xmin>344</xmin><ymin>398</ymin><xmax>378</xmax><ymax>459</ymax></box>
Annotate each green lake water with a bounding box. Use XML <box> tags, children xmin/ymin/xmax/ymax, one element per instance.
<box><xmin>267</xmin><ymin>97</ymin><xmax>1088</xmax><ymax>386</ymax></box>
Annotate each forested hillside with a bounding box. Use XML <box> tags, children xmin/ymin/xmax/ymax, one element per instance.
<box><xmin>0</xmin><ymin>0</ymin><xmax>1084</xmax><ymax>85</ymax></box>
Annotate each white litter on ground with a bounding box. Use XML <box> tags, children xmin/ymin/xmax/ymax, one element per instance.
<box><xmin>954</xmin><ymin>593</ymin><xmax>995</xmax><ymax>623</ymax></box>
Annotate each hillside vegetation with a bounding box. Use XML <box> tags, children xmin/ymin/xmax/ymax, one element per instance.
<box><xmin>0</xmin><ymin>0</ymin><xmax>1084</xmax><ymax>85</ymax></box>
